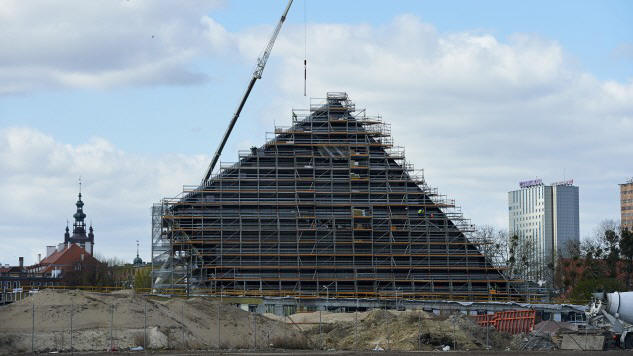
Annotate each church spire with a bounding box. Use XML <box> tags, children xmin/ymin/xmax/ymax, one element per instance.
<box><xmin>73</xmin><ymin>194</ymin><xmax>86</xmax><ymax>226</ymax></box>
<box><xmin>64</xmin><ymin>220</ymin><xmax>70</xmax><ymax>243</ymax></box>
<box><xmin>65</xmin><ymin>177</ymin><xmax>94</xmax><ymax>254</ymax></box>
<box><xmin>133</xmin><ymin>240</ymin><xmax>143</xmax><ymax>265</ymax></box>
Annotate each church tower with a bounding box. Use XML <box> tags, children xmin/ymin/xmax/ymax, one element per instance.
<box><xmin>64</xmin><ymin>180</ymin><xmax>95</xmax><ymax>254</ymax></box>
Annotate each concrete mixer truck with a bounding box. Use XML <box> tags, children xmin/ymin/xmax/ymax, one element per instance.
<box><xmin>587</xmin><ymin>291</ymin><xmax>633</xmax><ymax>348</ymax></box>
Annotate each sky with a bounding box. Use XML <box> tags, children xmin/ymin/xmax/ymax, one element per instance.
<box><xmin>0</xmin><ymin>0</ymin><xmax>632</xmax><ymax>265</ymax></box>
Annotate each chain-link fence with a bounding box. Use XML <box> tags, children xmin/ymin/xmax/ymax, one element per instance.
<box><xmin>1</xmin><ymin>291</ymin><xmax>314</xmax><ymax>354</ymax></box>
<box><xmin>1</xmin><ymin>290</ymin><xmax>523</xmax><ymax>353</ymax></box>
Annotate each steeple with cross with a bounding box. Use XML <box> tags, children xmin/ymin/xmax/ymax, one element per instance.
<box><xmin>133</xmin><ymin>240</ymin><xmax>143</xmax><ymax>265</ymax></box>
<box><xmin>64</xmin><ymin>177</ymin><xmax>95</xmax><ymax>254</ymax></box>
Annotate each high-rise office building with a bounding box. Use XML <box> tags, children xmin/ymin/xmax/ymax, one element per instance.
<box><xmin>508</xmin><ymin>179</ymin><xmax>579</xmax><ymax>282</ymax></box>
<box><xmin>622</xmin><ymin>179</ymin><xmax>633</xmax><ymax>231</ymax></box>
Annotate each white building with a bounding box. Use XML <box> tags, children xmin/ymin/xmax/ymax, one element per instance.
<box><xmin>508</xmin><ymin>179</ymin><xmax>579</xmax><ymax>283</ymax></box>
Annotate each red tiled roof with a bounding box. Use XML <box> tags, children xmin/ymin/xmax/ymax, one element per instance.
<box><xmin>40</xmin><ymin>247</ymin><xmax>66</xmax><ymax>265</ymax></box>
<box><xmin>32</xmin><ymin>244</ymin><xmax>100</xmax><ymax>275</ymax></box>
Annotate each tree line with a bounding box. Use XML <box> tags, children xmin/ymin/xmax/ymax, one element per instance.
<box><xmin>474</xmin><ymin>221</ymin><xmax>633</xmax><ymax>302</ymax></box>
<box><xmin>61</xmin><ymin>255</ymin><xmax>151</xmax><ymax>291</ymax></box>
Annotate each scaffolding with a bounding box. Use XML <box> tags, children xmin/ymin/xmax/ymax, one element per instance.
<box><xmin>152</xmin><ymin>92</ymin><xmax>521</xmax><ymax>301</ymax></box>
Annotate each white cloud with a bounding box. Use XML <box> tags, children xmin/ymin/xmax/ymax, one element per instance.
<box><xmin>0</xmin><ymin>0</ymin><xmax>227</xmax><ymax>94</ymax></box>
<box><xmin>1</xmin><ymin>10</ymin><xmax>632</xmax><ymax>266</ymax></box>
<box><xmin>0</xmin><ymin>127</ymin><xmax>207</xmax><ymax>265</ymax></box>
<box><xmin>241</xmin><ymin>15</ymin><xmax>633</xmax><ymax>237</ymax></box>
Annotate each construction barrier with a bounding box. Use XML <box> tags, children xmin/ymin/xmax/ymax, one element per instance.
<box><xmin>472</xmin><ymin>309</ymin><xmax>535</xmax><ymax>334</ymax></box>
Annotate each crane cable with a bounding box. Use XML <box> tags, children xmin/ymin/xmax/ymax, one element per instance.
<box><xmin>304</xmin><ymin>0</ymin><xmax>307</xmax><ymax>96</ymax></box>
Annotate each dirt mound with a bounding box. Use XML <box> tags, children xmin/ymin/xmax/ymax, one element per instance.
<box><xmin>447</xmin><ymin>313</ymin><xmax>514</xmax><ymax>350</ymax></box>
<box><xmin>0</xmin><ymin>289</ymin><xmax>307</xmax><ymax>354</ymax></box>
<box><xmin>264</xmin><ymin>310</ymin><xmax>376</xmax><ymax>331</ymax></box>
<box><xmin>294</xmin><ymin>309</ymin><xmax>513</xmax><ymax>351</ymax></box>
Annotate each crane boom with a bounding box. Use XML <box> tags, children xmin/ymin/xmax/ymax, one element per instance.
<box><xmin>202</xmin><ymin>0</ymin><xmax>293</xmax><ymax>184</ymax></box>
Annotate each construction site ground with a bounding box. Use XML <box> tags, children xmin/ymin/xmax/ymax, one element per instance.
<box><xmin>11</xmin><ymin>351</ymin><xmax>632</xmax><ymax>355</ymax></box>
<box><xmin>265</xmin><ymin>309</ymin><xmax>515</xmax><ymax>351</ymax></box>
<box><xmin>0</xmin><ymin>289</ymin><xmax>610</xmax><ymax>354</ymax></box>
<box><xmin>0</xmin><ymin>289</ymin><xmax>306</xmax><ymax>354</ymax></box>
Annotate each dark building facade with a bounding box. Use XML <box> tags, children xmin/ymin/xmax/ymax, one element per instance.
<box><xmin>1</xmin><ymin>257</ymin><xmax>59</xmax><ymax>304</ymax></box>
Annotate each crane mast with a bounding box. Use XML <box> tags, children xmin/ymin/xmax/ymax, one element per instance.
<box><xmin>202</xmin><ymin>0</ymin><xmax>294</xmax><ymax>184</ymax></box>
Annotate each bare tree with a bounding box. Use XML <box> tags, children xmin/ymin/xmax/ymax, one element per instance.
<box><xmin>472</xmin><ymin>225</ymin><xmax>509</xmax><ymax>269</ymax></box>
<box><xmin>590</xmin><ymin>219</ymin><xmax>622</xmax><ymax>278</ymax></box>
<box><xmin>561</xmin><ymin>240</ymin><xmax>581</xmax><ymax>259</ymax></box>
<box><xmin>588</xmin><ymin>219</ymin><xmax>620</xmax><ymax>251</ymax></box>
<box><xmin>507</xmin><ymin>233</ymin><xmax>538</xmax><ymax>281</ymax></box>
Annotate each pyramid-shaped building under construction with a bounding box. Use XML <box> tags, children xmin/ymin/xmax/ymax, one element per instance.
<box><xmin>152</xmin><ymin>92</ymin><xmax>514</xmax><ymax>300</ymax></box>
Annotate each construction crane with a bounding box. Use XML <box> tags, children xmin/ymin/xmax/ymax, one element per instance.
<box><xmin>202</xmin><ymin>0</ymin><xmax>294</xmax><ymax>184</ymax></box>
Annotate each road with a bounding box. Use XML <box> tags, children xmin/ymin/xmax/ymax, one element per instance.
<box><xmin>35</xmin><ymin>350</ymin><xmax>633</xmax><ymax>356</ymax></box>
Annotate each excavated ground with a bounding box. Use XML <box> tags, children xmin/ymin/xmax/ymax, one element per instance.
<box><xmin>1</xmin><ymin>289</ymin><xmax>574</xmax><ymax>354</ymax></box>
<box><xmin>266</xmin><ymin>309</ymin><xmax>514</xmax><ymax>351</ymax></box>
<box><xmin>0</xmin><ymin>289</ymin><xmax>307</xmax><ymax>354</ymax></box>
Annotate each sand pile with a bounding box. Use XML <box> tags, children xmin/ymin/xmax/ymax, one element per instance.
<box><xmin>264</xmin><ymin>309</ymin><xmax>374</xmax><ymax>331</ymax></box>
<box><xmin>0</xmin><ymin>289</ymin><xmax>307</xmax><ymax>354</ymax></box>
<box><xmin>266</xmin><ymin>309</ymin><xmax>513</xmax><ymax>351</ymax></box>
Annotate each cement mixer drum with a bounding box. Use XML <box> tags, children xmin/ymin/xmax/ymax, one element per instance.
<box><xmin>606</xmin><ymin>292</ymin><xmax>633</xmax><ymax>325</ymax></box>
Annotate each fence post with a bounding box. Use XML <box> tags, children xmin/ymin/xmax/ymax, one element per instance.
<box><xmin>144</xmin><ymin>300</ymin><xmax>147</xmax><ymax>353</ymax></box>
<box><xmin>319</xmin><ymin>308</ymin><xmax>322</xmax><ymax>350</ymax></box>
<box><xmin>70</xmin><ymin>302</ymin><xmax>73</xmax><ymax>354</ymax></box>
<box><xmin>418</xmin><ymin>308</ymin><xmax>422</xmax><ymax>351</ymax></box>
<box><xmin>218</xmin><ymin>290</ymin><xmax>222</xmax><ymax>349</ymax></box>
<box><xmin>485</xmin><ymin>310</ymin><xmax>489</xmax><ymax>350</ymax></box>
<box><xmin>181</xmin><ymin>302</ymin><xmax>185</xmax><ymax>349</ymax></box>
<box><xmin>109</xmin><ymin>304</ymin><xmax>114</xmax><ymax>352</ymax></box>
<box><xmin>216</xmin><ymin>303</ymin><xmax>220</xmax><ymax>349</ymax></box>
<box><xmin>253</xmin><ymin>312</ymin><xmax>257</xmax><ymax>350</ymax></box>
<box><xmin>354</xmin><ymin>298</ymin><xmax>358</xmax><ymax>349</ymax></box>
<box><xmin>452</xmin><ymin>312</ymin><xmax>456</xmax><ymax>351</ymax></box>
<box><xmin>584</xmin><ymin>318</ymin><xmax>587</xmax><ymax>351</ymax></box>
<box><xmin>31</xmin><ymin>303</ymin><xmax>35</xmax><ymax>353</ymax></box>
